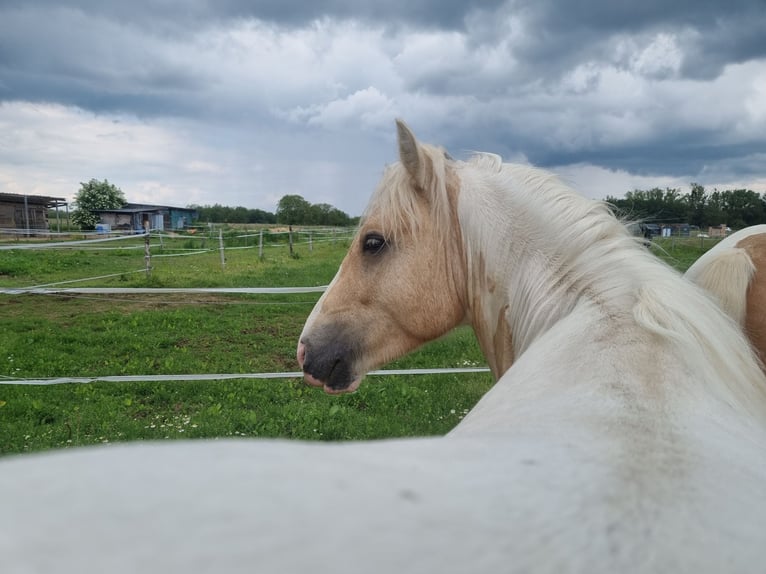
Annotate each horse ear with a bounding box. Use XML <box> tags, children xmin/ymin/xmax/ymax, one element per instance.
<box><xmin>396</xmin><ymin>119</ymin><xmax>427</xmax><ymax>190</ymax></box>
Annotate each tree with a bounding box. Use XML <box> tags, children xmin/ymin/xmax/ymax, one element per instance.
<box><xmin>722</xmin><ymin>189</ymin><xmax>764</xmax><ymax>229</ymax></box>
<box><xmin>684</xmin><ymin>183</ymin><xmax>707</xmax><ymax>228</ymax></box>
<box><xmin>72</xmin><ymin>179</ymin><xmax>126</xmax><ymax>230</ymax></box>
<box><xmin>276</xmin><ymin>195</ymin><xmax>311</xmax><ymax>225</ymax></box>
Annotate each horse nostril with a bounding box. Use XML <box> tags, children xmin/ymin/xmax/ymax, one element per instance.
<box><xmin>297</xmin><ymin>342</ymin><xmax>307</xmax><ymax>369</ymax></box>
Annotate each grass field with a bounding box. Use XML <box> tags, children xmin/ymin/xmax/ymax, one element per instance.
<box><xmin>0</xmin><ymin>230</ymin><xmax>716</xmax><ymax>455</ymax></box>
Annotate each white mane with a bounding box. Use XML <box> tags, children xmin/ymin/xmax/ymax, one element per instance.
<box><xmin>456</xmin><ymin>153</ymin><xmax>766</xmax><ymax>422</ymax></box>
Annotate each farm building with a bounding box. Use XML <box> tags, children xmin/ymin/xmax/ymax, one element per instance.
<box><xmin>707</xmin><ymin>224</ymin><xmax>730</xmax><ymax>238</ymax></box>
<box><xmin>0</xmin><ymin>192</ymin><xmax>68</xmax><ymax>233</ymax></box>
<box><xmin>94</xmin><ymin>203</ymin><xmax>199</xmax><ymax>233</ymax></box>
<box><xmin>628</xmin><ymin>222</ymin><xmax>691</xmax><ymax>238</ymax></box>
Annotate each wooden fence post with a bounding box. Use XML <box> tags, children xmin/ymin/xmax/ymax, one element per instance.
<box><xmin>144</xmin><ymin>222</ymin><xmax>151</xmax><ymax>278</ymax></box>
<box><xmin>289</xmin><ymin>225</ymin><xmax>294</xmax><ymax>257</ymax></box>
<box><xmin>219</xmin><ymin>229</ymin><xmax>226</xmax><ymax>270</ymax></box>
<box><xmin>259</xmin><ymin>230</ymin><xmax>264</xmax><ymax>260</ymax></box>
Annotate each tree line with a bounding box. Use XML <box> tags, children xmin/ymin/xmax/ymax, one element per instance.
<box><xmin>69</xmin><ymin>178</ymin><xmax>766</xmax><ymax>232</ymax></box>
<box><xmin>191</xmin><ymin>195</ymin><xmax>357</xmax><ymax>226</ymax></box>
<box><xmin>68</xmin><ymin>179</ymin><xmax>358</xmax><ymax>229</ymax></box>
<box><xmin>606</xmin><ymin>184</ymin><xmax>766</xmax><ymax>230</ymax></box>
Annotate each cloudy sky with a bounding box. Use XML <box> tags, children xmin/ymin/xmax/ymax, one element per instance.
<box><xmin>1</xmin><ymin>1</ymin><xmax>765</xmax><ymax>216</ymax></box>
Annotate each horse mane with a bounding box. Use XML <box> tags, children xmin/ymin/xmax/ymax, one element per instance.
<box><xmin>460</xmin><ymin>154</ymin><xmax>766</xmax><ymax>421</ymax></box>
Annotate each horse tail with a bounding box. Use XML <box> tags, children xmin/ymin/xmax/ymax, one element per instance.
<box><xmin>685</xmin><ymin>247</ymin><xmax>755</xmax><ymax>326</ymax></box>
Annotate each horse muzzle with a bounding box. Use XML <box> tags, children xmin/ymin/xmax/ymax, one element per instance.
<box><xmin>297</xmin><ymin>333</ymin><xmax>363</xmax><ymax>394</ymax></box>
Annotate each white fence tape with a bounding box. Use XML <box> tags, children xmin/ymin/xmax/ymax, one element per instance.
<box><xmin>0</xmin><ymin>233</ymin><xmax>145</xmax><ymax>250</ymax></box>
<box><xmin>1</xmin><ymin>286</ymin><xmax>328</xmax><ymax>295</ymax></box>
<box><xmin>0</xmin><ymin>367</ymin><xmax>491</xmax><ymax>386</ymax></box>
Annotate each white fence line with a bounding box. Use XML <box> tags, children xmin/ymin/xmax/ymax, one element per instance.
<box><xmin>1</xmin><ymin>229</ymin><xmax>356</xmax><ymax>252</ymax></box>
<box><xmin>0</xmin><ymin>233</ymin><xmax>153</xmax><ymax>250</ymax></box>
<box><xmin>0</xmin><ymin>367</ymin><xmax>491</xmax><ymax>386</ymax></box>
<box><xmin>1</xmin><ymin>270</ymin><xmax>149</xmax><ymax>292</ymax></box>
<box><xmin>0</xmin><ymin>286</ymin><xmax>328</xmax><ymax>295</ymax></box>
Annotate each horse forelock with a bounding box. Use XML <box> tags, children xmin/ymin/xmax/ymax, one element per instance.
<box><xmin>362</xmin><ymin>143</ymin><xmax>457</xmax><ymax>250</ymax></box>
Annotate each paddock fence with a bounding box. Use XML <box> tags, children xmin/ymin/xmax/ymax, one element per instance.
<box><xmin>1</xmin><ymin>227</ymin><xmax>492</xmax><ymax>387</ymax></box>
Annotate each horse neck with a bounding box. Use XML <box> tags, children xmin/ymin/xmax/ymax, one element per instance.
<box><xmin>454</xmin><ymin>161</ymin><xmax>766</xmax><ymax>424</ymax></box>
<box><xmin>455</xmin><ymin>162</ymin><xmax>623</xmax><ymax>376</ymax></box>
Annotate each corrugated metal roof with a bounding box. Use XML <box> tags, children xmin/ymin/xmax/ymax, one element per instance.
<box><xmin>0</xmin><ymin>192</ymin><xmax>67</xmax><ymax>206</ymax></box>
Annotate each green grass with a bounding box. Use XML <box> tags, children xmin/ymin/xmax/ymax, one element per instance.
<box><xmin>0</xmin><ymin>230</ymin><xmax>720</xmax><ymax>456</ymax></box>
<box><xmin>0</xmin><ymin>230</ymin><xmax>352</xmax><ymax>288</ymax></box>
<box><xmin>649</xmin><ymin>235</ymin><xmax>716</xmax><ymax>273</ymax></box>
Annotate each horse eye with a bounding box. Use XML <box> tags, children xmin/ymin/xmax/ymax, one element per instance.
<box><xmin>362</xmin><ymin>233</ymin><xmax>387</xmax><ymax>255</ymax></box>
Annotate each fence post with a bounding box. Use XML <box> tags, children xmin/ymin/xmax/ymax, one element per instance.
<box><xmin>219</xmin><ymin>229</ymin><xmax>226</xmax><ymax>270</ymax></box>
<box><xmin>144</xmin><ymin>222</ymin><xmax>151</xmax><ymax>278</ymax></box>
<box><xmin>259</xmin><ymin>230</ymin><xmax>264</xmax><ymax>260</ymax></box>
<box><xmin>289</xmin><ymin>225</ymin><xmax>294</xmax><ymax>257</ymax></box>
<box><xmin>309</xmin><ymin>232</ymin><xmax>313</xmax><ymax>253</ymax></box>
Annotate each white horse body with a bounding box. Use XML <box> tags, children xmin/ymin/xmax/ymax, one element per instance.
<box><xmin>3</xmin><ymin>122</ymin><xmax>766</xmax><ymax>573</ymax></box>
<box><xmin>1</xmin><ymin>425</ymin><xmax>763</xmax><ymax>573</ymax></box>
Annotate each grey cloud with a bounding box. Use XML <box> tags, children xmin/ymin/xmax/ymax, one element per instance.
<box><xmin>0</xmin><ymin>0</ymin><xmax>764</xmax><ymax>213</ymax></box>
<box><xmin>0</xmin><ymin>0</ymin><xmax>506</xmax><ymax>31</ymax></box>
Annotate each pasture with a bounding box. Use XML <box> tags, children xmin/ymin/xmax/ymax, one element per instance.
<box><xmin>0</xmin><ymin>229</ymin><xmax>713</xmax><ymax>455</ymax></box>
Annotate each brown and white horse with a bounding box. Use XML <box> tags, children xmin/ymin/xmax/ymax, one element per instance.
<box><xmin>685</xmin><ymin>225</ymin><xmax>766</xmax><ymax>365</ymax></box>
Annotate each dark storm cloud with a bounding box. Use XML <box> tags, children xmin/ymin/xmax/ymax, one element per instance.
<box><xmin>0</xmin><ymin>0</ymin><xmax>505</xmax><ymax>31</ymax></box>
<box><xmin>0</xmin><ymin>0</ymin><xmax>764</xmax><ymax>212</ymax></box>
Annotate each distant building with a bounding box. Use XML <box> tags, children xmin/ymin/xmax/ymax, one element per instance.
<box><xmin>0</xmin><ymin>192</ymin><xmax>68</xmax><ymax>232</ymax></box>
<box><xmin>93</xmin><ymin>203</ymin><xmax>199</xmax><ymax>233</ymax></box>
<box><xmin>628</xmin><ymin>222</ymin><xmax>691</xmax><ymax>239</ymax></box>
<box><xmin>708</xmin><ymin>224</ymin><xmax>729</xmax><ymax>238</ymax></box>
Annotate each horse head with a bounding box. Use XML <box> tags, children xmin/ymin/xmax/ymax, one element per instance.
<box><xmin>297</xmin><ymin>120</ymin><xmax>467</xmax><ymax>393</ymax></box>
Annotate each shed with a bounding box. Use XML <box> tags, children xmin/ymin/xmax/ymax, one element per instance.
<box><xmin>0</xmin><ymin>193</ymin><xmax>68</xmax><ymax>233</ymax></box>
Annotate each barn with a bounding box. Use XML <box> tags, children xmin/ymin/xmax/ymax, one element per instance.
<box><xmin>93</xmin><ymin>203</ymin><xmax>199</xmax><ymax>233</ymax></box>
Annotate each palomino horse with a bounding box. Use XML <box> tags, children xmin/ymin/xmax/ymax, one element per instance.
<box><xmin>2</xmin><ymin>122</ymin><xmax>766</xmax><ymax>574</ymax></box>
<box><xmin>685</xmin><ymin>224</ymin><xmax>766</xmax><ymax>364</ymax></box>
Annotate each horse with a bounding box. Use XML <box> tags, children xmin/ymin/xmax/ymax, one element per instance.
<box><xmin>3</xmin><ymin>121</ymin><xmax>766</xmax><ymax>574</ymax></box>
<box><xmin>295</xmin><ymin>120</ymin><xmax>766</xmax><ymax>564</ymax></box>
<box><xmin>685</xmin><ymin>224</ymin><xmax>766</xmax><ymax>365</ymax></box>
